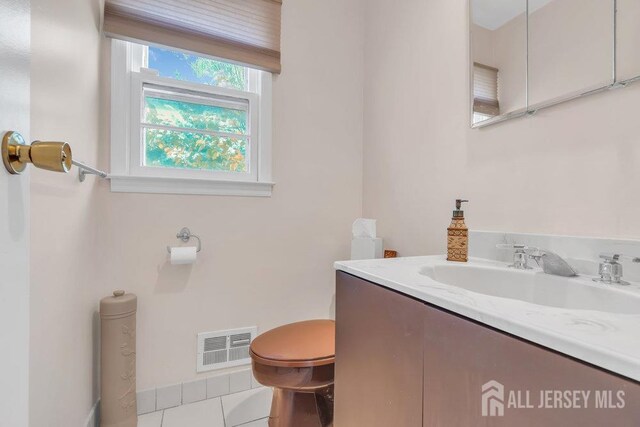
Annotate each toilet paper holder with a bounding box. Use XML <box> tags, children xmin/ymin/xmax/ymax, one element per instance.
<box><xmin>166</xmin><ymin>227</ymin><xmax>202</xmax><ymax>253</ymax></box>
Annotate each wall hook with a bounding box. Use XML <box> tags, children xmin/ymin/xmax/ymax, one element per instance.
<box><xmin>72</xmin><ymin>159</ymin><xmax>108</xmax><ymax>182</ymax></box>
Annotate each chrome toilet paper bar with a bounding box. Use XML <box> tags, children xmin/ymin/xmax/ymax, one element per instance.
<box><xmin>166</xmin><ymin>227</ymin><xmax>202</xmax><ymax>253</ymax></box>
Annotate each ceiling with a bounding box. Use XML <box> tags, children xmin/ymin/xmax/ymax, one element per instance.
<box><xmin>472</xmin><ymin>0</ymin><xmax>554</xmax><ymax>30</ymax></box>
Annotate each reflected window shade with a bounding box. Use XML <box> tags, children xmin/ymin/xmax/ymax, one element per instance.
<box><xmin>473</xmin><ymin>63</ymin><xmax>499</xmax><ymax>116</ymax></box>
<box><xmin>103</xmin><ymin>0</ymin><xmax>282</xmax><ymax>73</ymax></box>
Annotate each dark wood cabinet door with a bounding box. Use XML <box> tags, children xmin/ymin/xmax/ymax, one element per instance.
<box><xmin>422</xmin><ymin>303</ymin><xmax>640</xmax><ymax>426</ymax></box>
<box><xmin>335</xmin><ymin>271</ymin><xmax>424</xmax><ymax>427</ymax></box>
<box><xmin>336</xmin><ymin>273</ymin><xmax>640</xmax><ymax>426</ymax></box>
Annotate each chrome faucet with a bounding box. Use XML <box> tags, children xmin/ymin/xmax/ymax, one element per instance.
<box><xmin>496</xmin><ymin>244</ymin><xmax>532</xmax><ymax>269</ymax></box>
<box><xmin>497</xmin><ymin>244</ymin><xmax>578</xmax><ymax>277</ymax></box>
<box><xmin>593</xmin><ymin>253</ymin><xmax>640</xmax><ymax>286</ymax></box>
<box><xmin>528</xmin><ymin>249</ymin><xmax>578</xmax><ymax>277</ymax></box>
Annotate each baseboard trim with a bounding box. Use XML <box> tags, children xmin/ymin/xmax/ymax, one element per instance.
<box><xmin>86</xmin><ymin>366</ymin><xmax>259</xmax><ymax>424</ymax></box>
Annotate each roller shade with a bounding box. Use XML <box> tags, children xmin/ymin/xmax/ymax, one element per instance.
<box><xmin>103</xmin><ymin>0</ymin><xmax>282</xmax><ymax>73</ymax></box>
<box><xmin>473</xmin><ymin>63</ymin><xmax>499</xmax><ymax>116</ymax></box>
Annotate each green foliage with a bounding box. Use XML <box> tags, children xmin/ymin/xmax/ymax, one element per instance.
<box><xmin>145</xmin><ymin>129</ymin><xmax>247</xmax><ymax>172</ymax></box>
<box><xmin>190</xmin><ymin>57</ymin><xmax>247</xmax><ymax>90</ymax></box>
<box><xmin>145</xmin><ymin>97</ymin><xmax>246</xmax><ymax>133</ymax></box>
<box><xmin>144</xmin><ymin>97</ymin><xmax>247</xmax><ymax>172</ymax></box>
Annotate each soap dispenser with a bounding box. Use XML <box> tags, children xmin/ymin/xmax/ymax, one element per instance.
<box><xmin>447</xmin><ymin>199</ymin><xmax>469</xmax><ymax>262</ymax></box>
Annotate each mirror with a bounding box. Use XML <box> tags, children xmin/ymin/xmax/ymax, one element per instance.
<box><xmin>616</xmin><ymin>0</ymin><xmax>640</xmax><ymax>81</ymax></box>
<box><xmin>469</xmin><ymin>0</ymin><xmax>637</xmax><ymax>128</ymax></box>
<box><xmin>471</xmin><ymin>0</ymin><xmax>527</xmax><ymax>126</ymax></box>
<box><xmin>528</xmin><ymin>0</ymin><xmax>614</xmax><ymax>107</ymax></box>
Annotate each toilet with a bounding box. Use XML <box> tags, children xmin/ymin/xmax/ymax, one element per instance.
<box><xmin>250</xmin><ymin>320</ymin><xmax>335</xmax><ymax>427</ymax></box>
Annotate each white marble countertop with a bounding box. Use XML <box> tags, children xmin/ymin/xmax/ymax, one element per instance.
<box><xmin>335</xmin><ymin>255</ymin><xmax>640</xmax><ymax>383</ymax></box>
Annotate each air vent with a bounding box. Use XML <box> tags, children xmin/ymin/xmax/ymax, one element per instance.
<box><xmin>203</xmin><ymin>349</ymin><xmax>227</xmax><ymax>365</ymax></box>
<box><xmin>197</xmin><ymin>326</ymin><xmax>257</xmax><ymax>372</ymax></box>
<box><xmin>204</xmin><ymin>336</ymin><xmax>227</xmax><ymax>352</ymax></box>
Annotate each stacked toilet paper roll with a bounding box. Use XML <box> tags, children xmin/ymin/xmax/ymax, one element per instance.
<box><xmin>351</xmin><ymin>218</ymin><xmax>383</xmax><ymax>260</ymax></box>
<box><xmin>169</xmin><ymin>246</ymin><xmax>197</xmax><ymax>265</ymax></box>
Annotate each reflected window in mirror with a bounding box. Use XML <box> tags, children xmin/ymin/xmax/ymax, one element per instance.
<box><xmin>471</xmin><ymin>0</ymin><xmax>527</xmax><ymax>127</ymax></box>
<box><xmin>473</xmin><ymin>63</ymin><xmax>499</xmax><ymax>124</ymax></box>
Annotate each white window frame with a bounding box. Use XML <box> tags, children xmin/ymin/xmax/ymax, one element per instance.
<box><xmin>109</xmin><ymin>40</ymin><xmax>274</xmax><ymax>196</ymax></box>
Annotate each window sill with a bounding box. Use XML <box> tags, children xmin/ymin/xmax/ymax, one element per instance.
<box><xmin>109</xmin><ymin>175</ymin><xmax>274</xmax><ymax>197</ymax></box>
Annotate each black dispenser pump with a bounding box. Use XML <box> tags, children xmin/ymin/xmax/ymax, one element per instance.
<box><xmin>453</xmin><ymin>199</ymin><xmax>468</xmax><ymax>218</ymax></box>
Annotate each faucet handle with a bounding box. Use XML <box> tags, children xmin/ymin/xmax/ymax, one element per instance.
<box><xmin>594</xmin><ymin>253</ymin><xmax>639</xmax><ymax>286</ymax></box>
<box><xmin>496</xmin><ymin>243</ymin><xmax>540</xmax><ymax>254</ymax></box>
<box><xmin>496</xmin><ymin>243</ymin><xmax>529</xmax><ymax>251</ymax></box>
<box><xmin>599</xmin><ymin>253</ymin><xmax>640</xmax><ymax>263</ymax></box>
<box><xmin>496</xmin><ymin>244</ymin><xmax>536</xmax><ymax>269</ymax></box>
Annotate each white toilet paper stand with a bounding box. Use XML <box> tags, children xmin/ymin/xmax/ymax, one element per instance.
<box><xmin>166</xmin><ymin>227</ymin><xmax>202</xmax><ymax>253</ymax></box>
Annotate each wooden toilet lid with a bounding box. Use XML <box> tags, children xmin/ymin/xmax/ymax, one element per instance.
<box><xmin>250</xmin><ymin>320</ymin><xmax>335</xmax><ymax>367</ymax></box>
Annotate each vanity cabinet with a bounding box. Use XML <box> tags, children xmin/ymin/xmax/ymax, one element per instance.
<box><xmin>335</xmin><ymin>271</ymin><xmax>424</xmax><ymax>426</ymax></box>
<box><xmin>335</xmin><ymin>271</ymin><xmax>640</xmax><ymax>426</ymax></box>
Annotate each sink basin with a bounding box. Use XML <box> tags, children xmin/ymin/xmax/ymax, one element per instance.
<box><xmin>420</xmin><ymin>263</ymin><xmax>640</xmax><ymax>315</ymax></box>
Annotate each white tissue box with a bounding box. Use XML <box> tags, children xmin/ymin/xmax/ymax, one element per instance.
<box><xmin>351</xmin><ymin>237</ymin><xmax>383</xmax><ymax>260</ymax></box>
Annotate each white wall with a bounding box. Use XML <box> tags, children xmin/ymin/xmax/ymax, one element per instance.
<box><xmin>30</xmin><ymin>0</ymin><xmax>363</xmax><ymax>425</ymax></box>
<box><xmin>363</xmin><ymin>0</ymin><xmax>640</xmax><ymax>258</ymax></box>
<box><xmin>491</xmin><ymin>14</ymin><xmax>527</xmax><ymax>113</ymax></box>
<box><xmin>102</xmin><ymin>0</ymin><xmax>363</xmax><ymax>391</ymax></box>
<box><xmin>30</xmin><ymin>0</ymin><xmax>104</xmax><ymax>425</ymax></box>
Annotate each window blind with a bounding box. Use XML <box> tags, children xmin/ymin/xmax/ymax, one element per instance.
<box><xmin>473</xmin><ymin>63</ymin><xmax>499</xmax><ymax>116</ymax></box>
<box><xmin>103</xmin><ymin>0</ymin><xmax>282</xmax><ymax>73</ymax></box>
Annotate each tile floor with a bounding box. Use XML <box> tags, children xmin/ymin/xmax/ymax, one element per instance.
<box><xmin>138</xmin><ymin>387</ymin><xmax>272</xmax><ymax>427</ymax></box>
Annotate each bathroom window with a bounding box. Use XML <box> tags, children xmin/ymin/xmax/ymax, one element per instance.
<box><xmin>110</xmin><ymin>40</ymin><xmax>273</xmax><ymax>196</ymax></box>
